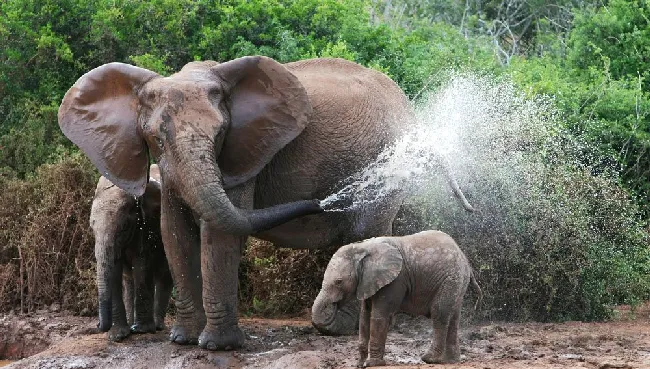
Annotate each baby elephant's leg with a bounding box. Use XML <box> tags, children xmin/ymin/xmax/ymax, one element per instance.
<box><xmin>154</xmin><ymin>268</ymin><xmax>173</xmax><ymax>330</ymax></box>
<box><xmin>357</xmin><ymin>300</ymin><xmax>371</xmax><ymax>368</ymax></box>
<box><xmin>108</xmin><ymin>261</ymin><xmax>131</xmax><ymax>341</ymax></box>
<box><xmin>364</xmin><ymin>283</ymin><xmax>405</xmax><ymax>367</ymax></box>
<box><xmin>365</xmin><ymin>317</ymin><xmax>390</xmax><ymax>367</ymax></box>
<box><xmin>422</xmin><ymin>283</ymin><xmax>461</xmax><ymax>364</ymax></box>
<box><xmin>444</xmin><ymin>308</ymin><xmax>461</xmax><ymax>362</ymax></box>
<box><xmin>131</xmin><ymin>255</ymin><xmax>156</xmax><ymax>333</ymax></box>
<box><xmin>122</xmin><ymin>267</ymin><xmax>134</xmax><ymax>326</ymax></box>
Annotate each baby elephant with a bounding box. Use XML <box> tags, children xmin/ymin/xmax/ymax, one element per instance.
<box><xmin>311</xmin><ymin>230</ymin><xmax>481</xmax><ymax>367</ymax></box>
<box><xmin>90</xmin><ymin>164</ymin><xmax>173</xmax><ymax>341</ymax></box>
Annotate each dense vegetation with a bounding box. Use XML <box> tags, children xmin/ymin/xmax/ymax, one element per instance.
<box><xmin>0</xmin><ymin>0</ymin><xmax>648</xmax><ymax>321</ymax></box>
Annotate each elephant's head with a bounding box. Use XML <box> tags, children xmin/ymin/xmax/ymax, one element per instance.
<box><xmin>311</xmin><ymin>240</ymin><xmax>403</xmax><ymax>335</ymax></box>
<box><xmin>90</xmin><ymin>164</ymin><xmax>162</xmax><ymax>332</ymax></box>
<box><xmin>60</xmin><ymin>56</ymin><xmax>321</xmax><ymax>234</ymax></box>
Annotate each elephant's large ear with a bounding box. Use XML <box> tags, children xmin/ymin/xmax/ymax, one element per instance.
<box><xmin>356</xmin><ymin>242</ymin><xmax>404</xmax><ymax>301</ymax></box>
<box><xmin>212</xmin><ymin>56</ymin><xmax>312</xmax><ymax>189</ymax></box>
<box><xmin>58</xmin><ymin>63</ymin><xmax>160</xmax><ymax>196</ymax></box>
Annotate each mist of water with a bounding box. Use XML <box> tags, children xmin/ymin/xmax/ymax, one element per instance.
<box><xmin>320</xmin><ymin>73</ymin><xmax>558</xmax><ymax>214</ymax></box>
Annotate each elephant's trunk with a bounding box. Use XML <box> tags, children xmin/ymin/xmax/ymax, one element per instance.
<box><xmin>176</xmin><ymin>148</ymin><xmax>323</xmax><ymax>235</ymax></box>
<box><xmin>311</xmin><ymin>293</ymin><xmax>359</xmax><ymax>336</ymax></box>
<box><xmin>95</xmin><ymin>235</ymin><xmax>113</xmax><ymax>332</ymax></box>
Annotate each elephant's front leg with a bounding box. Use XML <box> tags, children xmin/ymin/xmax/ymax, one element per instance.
<box><xmin>364</xmin><ymin>282</ymin><xmax>405</xmax><ymax>367</ymax></box>
<box><xmin>162</xmin><ymin>192</ymin><xmax>205</xmax><ymax>345</ymax></box>
<box><xmin>197</xmin><ymin>222</ymin><xmax>246</xmax><ymax>350</ymax></box>
<box><xmin>365</xmin><ymin>316</ymin><xmax>390</xmax><ymax>367</ymax></box>
<box><xmin>357</xmin><ymin>299</ymin><xmax>371</xmax><ymax>367</ymax></box>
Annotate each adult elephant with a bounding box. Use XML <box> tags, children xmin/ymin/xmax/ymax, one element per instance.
<box><xmin>58</xmin><ymin>56</ymin><xmax>473</xmax><ymax>350</ymax></box>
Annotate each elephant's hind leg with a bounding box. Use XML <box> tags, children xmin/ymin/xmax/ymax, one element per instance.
<box><xmin>131</xmin><ymin>254</ymin><xmax>157</xmax><ymax>334</ymax></box>
<box><xmin>154</xmin><ymin>265</ymin><xmax>173</xmax><ymax>330</ymax></box>
<box><xmin>421</xmin><ymin>285</ymin><xmax>457</xmax><ymax>363</ymax></box>
<box><xmin>122</xmin><ymin>268</ymin><xmax>134</xmax><ymax>326</ymax></box>
<box><xmin>443</xmin><ymin>308</ymin><xmax>462</xmax><ymax>363</ymax></box>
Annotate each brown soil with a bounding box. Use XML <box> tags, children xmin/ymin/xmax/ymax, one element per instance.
<box><xmin>2</xmin><ymin>304</ymin><xmax>649</xmax><ymax>369</ymax></box>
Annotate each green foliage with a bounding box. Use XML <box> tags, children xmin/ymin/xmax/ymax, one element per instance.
<box><xmin>130</xmin><ymin>53</ymin><xmax>173</xmax><ymax>76</ymax></box>
<box><xmin>510</xmin><ymin>52</ymin><xmax>650</xmax><ymax>217</ymax></box>
<box><xmin>568</xmin><ymin>0</ymin><xmax>650</xmax><ymax>89</ymax></box>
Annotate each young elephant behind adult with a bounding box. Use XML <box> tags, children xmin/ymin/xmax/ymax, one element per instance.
<box><xmin>311</xmin><ymin>230</ymin><xmax>481</xmax><ymax>367</ymax></box>
<box><xmin>90</xmin><ymin>164</ymin><xmax>173</xmax><ymax>341</ymax></box>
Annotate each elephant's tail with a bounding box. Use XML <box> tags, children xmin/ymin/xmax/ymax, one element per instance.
<box><xmin>441</xmin><ymin>157</ymin><xmax>475</xmax><ymax>212</ymax></box>
<box><xmin>470</xmin><ymin>269</ymin><xmax>482</xmax><ymax>311</ymax></box>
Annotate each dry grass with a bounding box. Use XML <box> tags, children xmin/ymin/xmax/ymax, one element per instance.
<box><xmin>239</xmin><ymin>238</ymin><xmax>335</xmax><ymax>317</ymax></box>
<box><xmin>0</xmin><ymin>154</ymin><xmax>98</xmax><ymax>314</ymax></box>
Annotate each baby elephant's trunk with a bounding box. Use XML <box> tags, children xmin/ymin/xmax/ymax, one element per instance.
<box><xmin>311</xmin><ymin>297</ymin><xmax>359</xmax><ymax>336</ymax></box>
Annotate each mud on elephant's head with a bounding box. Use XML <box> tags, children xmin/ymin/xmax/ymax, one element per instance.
<box><xmin>59</xmin><ymin>56</ymin><xmax>321</xmax><ymax>234</ymax></box>
<box><xmin>311</xmin><ymin>240</ymin><xmax>403</xmax><ymax>335</ymax></box>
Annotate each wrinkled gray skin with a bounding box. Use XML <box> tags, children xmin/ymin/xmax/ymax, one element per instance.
<box><xmin>90</xmin><ymin>164</ymin><xmax>173</xmax><ymax>342</ymax></box>
<box><xmin>312</xmin><ymin>230</ymin><xmax>481</xmax><ymax>367</ymax></box>
<box><xmin>58</xmin><ymin>56</ymin><xmax>473</xmax><ymax>350</ymax></box>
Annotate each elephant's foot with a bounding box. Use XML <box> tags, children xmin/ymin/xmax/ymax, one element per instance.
<box><xmin>169</xmin><ymin>311</ymin><xmax>206</xmax><ymax>344</ymax></box>
<box><xmin>363</xmin><ymin>358</ymin><xmax>386</xmax><ymax>367</ymax></box>
<box><xmin>421</xmin><ymin>351</ymin><xmax>445</xmax><ymax>364</ymax></box>
<box><xmin>155</xmin><ymin>318</ymin><xmax>167</xmax><ymax>331</ymax></box>
<box><xmin>131</xmin><ymin>321</ymin><xmax>157</xmax><ymax>334</ymax></box>
<box><xmin>357</xmin><ymin>348</ymin><xmax>368</xmax><ymax>368</ymax></box>
<box><xmin>108</xmin><ymin>324</ymin><xmax>131</xmax><ymax>342</ymax></box>
<box><xmin>169</xmin><ymin>323</ymin><xmax>201</xmax><ymax>345</ymax></box>
<box><xmin>444</xmin><ymin>348</ymin><xmax>461</xmax><ymax>363</ymax></box>
<box><xmin>198</xmin><ymin>325</ymin><xmax>245</xmax><ymax>351</ymax></box>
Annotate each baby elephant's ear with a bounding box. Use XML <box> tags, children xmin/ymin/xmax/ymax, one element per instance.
<box><xmin>356</xmin><ymin>242</ymin><xmax>404</xmax><ymax>301</ymax></box>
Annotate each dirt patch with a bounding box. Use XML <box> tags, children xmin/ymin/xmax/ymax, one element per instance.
<box><xmin>2</xmin><ymin>304</ymin><xmax>650</xmax><ymax>369</ymax></box>
<box><xmin>0</xmin><ymin>309</ymin><xmax>95</xmax><ymax>360</ymax></box>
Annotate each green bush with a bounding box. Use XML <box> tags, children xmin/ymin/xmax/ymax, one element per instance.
<box><xmin>509</xmin><ymin>55</ymin><xmax>650</xmax><ymax>217</ymax></box>
<box><xmin>394</xmin><ymin>75</ymin><xmax>650</xmax><ymax>321</ymax></box>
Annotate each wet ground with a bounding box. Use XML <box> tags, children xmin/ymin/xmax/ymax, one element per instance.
<box><xmin>1</xmin><ymin>304</ymin><xmax>649</xmax><ymax>369</ymax></box>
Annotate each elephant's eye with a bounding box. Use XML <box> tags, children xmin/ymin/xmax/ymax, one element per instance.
<box><xmin>334</xmin><ymin>278</ymin><xmax>343</xmax><ymax>286</ymax></box>
<box><xmin>155</xmin><ymin>136</ymin><xmax>164</xmax><ymax>148</ymax></box>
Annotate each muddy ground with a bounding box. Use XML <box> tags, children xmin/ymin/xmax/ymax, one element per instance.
<box><xmin>1</xmin><ymin>304</ymin><xmax>649</xmax><ymax>369</ymax></box>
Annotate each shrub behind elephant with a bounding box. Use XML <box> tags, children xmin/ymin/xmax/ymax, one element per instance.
<box><xmin>90</xmin><ymin>164</ymin><xmax>173</xmax><ymax>341</ymax></box>
<box><xmin>311</xmin><ymin>230</ymin><xmax>481</xmax><ymax>367</ymax></box>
